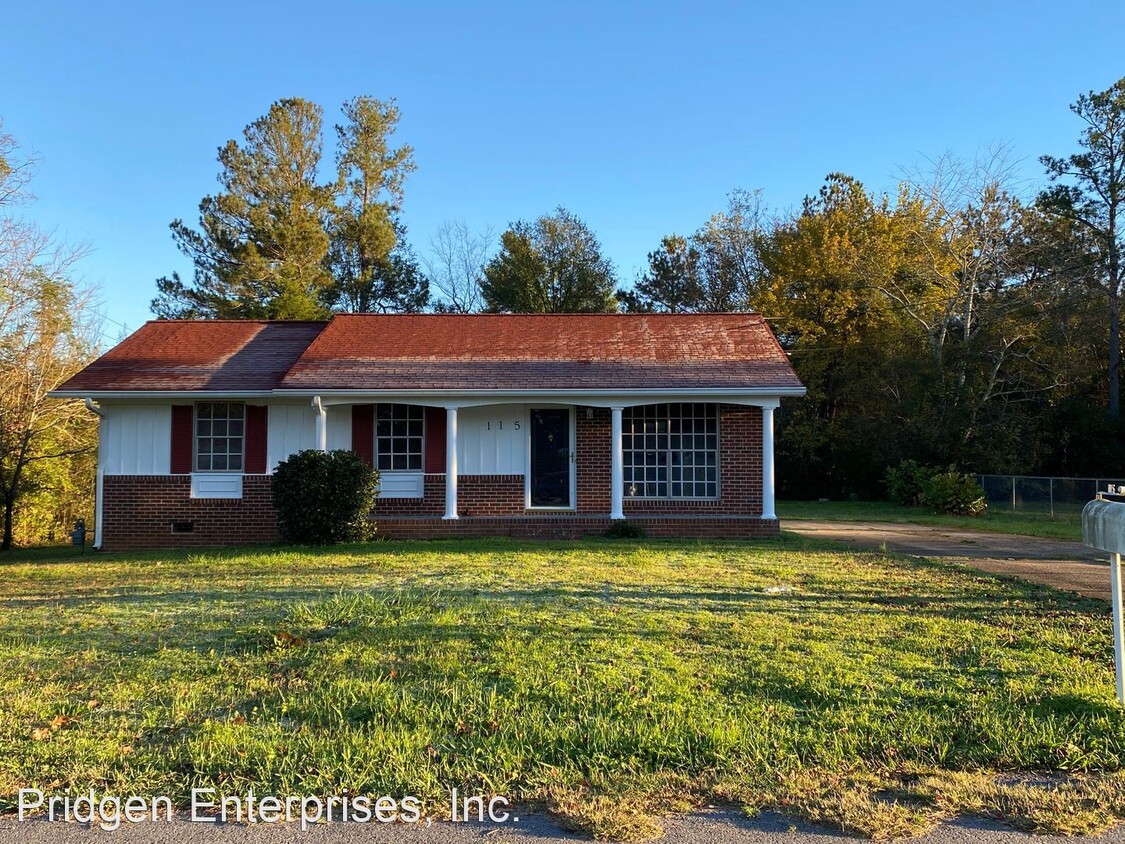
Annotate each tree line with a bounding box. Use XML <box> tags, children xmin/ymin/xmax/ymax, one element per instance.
<box><xmin>2</xmin><ymin>78</ymin><xmax>1125</xmax><ymax>548</ymax></box>
<box><xmin>157</xmin><ymin>82</ymin><xmax>1125</xmax><ymax>498</ymax></box>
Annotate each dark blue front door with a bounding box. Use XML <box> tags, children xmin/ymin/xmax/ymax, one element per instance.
<box><xmin>529</xmin><ymin>409</ymin><xmax>571</xmax><ymax>507</ymax></box>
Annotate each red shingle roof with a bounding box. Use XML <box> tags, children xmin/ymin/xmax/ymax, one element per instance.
<box><xmin>57</xmin><ymin>321</ymin><xmax>328</xmax><ymax>392</ymax></box>
<box><xmin>56</xmin><ymin>314</ymin><xmax>802</xmax><ymax>393</ymax></box>
<box><xmin>281</xmin><ymin>314</ymin><xmax>802</xmax><ymax>390</ymax></box>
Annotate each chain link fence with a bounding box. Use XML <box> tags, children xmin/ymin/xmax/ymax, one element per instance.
<box><xmin>975</xmin><ymin>474</ymin><xmax>1125</xmax><ymax>516</ymax></box>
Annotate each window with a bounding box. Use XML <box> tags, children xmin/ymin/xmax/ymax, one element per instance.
<box><xmin>376</xmin><ymin>404</ymin><xmax>424</xmax><ymax>471</ymax></box>
<box><xmin>195</xmin><ymin>402</ymin><xmax>244</xmax><ymax>472</ymax></box>
<box><xmin>622</xmin><ymin>403</ymin><xmax>718</xmax><ymax>499</ymax></box>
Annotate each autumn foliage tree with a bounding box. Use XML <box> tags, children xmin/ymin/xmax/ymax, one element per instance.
<box><xmin>0</xmin><ymin>122</ymin><xmax>100</xmax><ymax>549</ymax></box>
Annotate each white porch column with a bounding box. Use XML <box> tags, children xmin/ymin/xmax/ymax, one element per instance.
<box><xmin>761</xmin><ymin>404</ymin><xmax>776</xmax><ymax>520</ymax></box>
<box><xmin>312</xmin><ymin>396</ymin><xmax>327</xmax><ymax>451</ymax></box>
<box><xmin>610</xmin><ymin>406</ymin><xmax>625</xmax><ymax>520</ymax></box>
<box><xmin>444</xmin><ymin>407</ymin><xmax>459</xmax><ymax>520</ymax></box>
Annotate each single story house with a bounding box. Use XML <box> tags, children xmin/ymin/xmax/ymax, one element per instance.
<box><xmin>51</xmin><ymin>314</ymin><xmax>805</xmax><ymax>550</ymax></box>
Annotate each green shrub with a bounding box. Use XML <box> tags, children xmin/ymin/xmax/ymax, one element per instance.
<box><xmin>884</xmin><ymin>459</ymin><xmax>936</xmax><ymax>506</ymax></box>
<box><xmin>920</xmin><ymin>471</ymin><xmax>987</xmax><ymax>516</ymax></box>
<box><xmin>271</xmin><ymin>450</ymin><xmax>380</xmax><ymax>544</ymax></box>
<box><xmin>605</xmin><ymin>519</ymin><xmax>647</xmax><ymax>539</ymax></box>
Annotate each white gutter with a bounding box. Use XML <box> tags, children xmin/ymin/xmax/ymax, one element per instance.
<box><xmin>50</xmin><ymin>386</ymin><xmax>807</xmax><ymax>401</ymax></box>
<box><xmin>84</xmin><ymin>399</ymin><xmax>106</xmax><ymax>550</ymax></box>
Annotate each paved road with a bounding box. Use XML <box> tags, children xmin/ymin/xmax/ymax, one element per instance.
<box><xmin>784</xmin><ymin>519</ymin><xmax>1111</xmax><ymax>599</ymax></box>
<box><xmin>5</xmin><ymin>809</ymin><xmax>1125</xmax><ymax>844</ymax></box>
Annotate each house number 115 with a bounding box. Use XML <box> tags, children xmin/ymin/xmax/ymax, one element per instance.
<box><xmin>485</xmin><ymin>420</ymin><xmax>521</xmax><ymax>431</ymax></box>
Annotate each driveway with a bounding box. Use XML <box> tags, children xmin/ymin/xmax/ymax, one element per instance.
<box><xmin>785</xmin><ymin>519</ymin><xmax>1110</xmax><ymax>599</ymax></box>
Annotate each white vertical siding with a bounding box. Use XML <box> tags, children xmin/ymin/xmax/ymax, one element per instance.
<box><xmin>327</xmin><ymin>407</ymin><xmax>352</xmax><ymax>452</ymax></box>
<box><xmin>267</xmin><ymin>402</ymin><xmax>316</xmax><ymax>471</ymax></box>
<box><xmin>96</xmin><ymin>401</ymin><xmax>539</xmax><ymax>477</ymax></box>
<box><xmin>101</xmin><ymin>405</ymin><xmax>171</xmax><ymax>475</ymax></box>
<box><xmin>457</xmin><ymin>405</ymin><xmax>528</xmax><ymax>475</ymax></box>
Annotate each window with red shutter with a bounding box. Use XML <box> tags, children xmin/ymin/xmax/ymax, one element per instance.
<box><xmin>170</xmin><ymin>405</ymin><xmax>194</xmax><ymax>474</ymax></box>
<box><xmin>245</xmin><ymin>405</ymin><xmax>268</xmax><ymax>473</ymax></box>
<box><xmin>424</xmin><ymin>407</ymin><xmax>446</xmax><ymax>473</ymax></box>
<box><xmin>352</xmin><ymin>404</ymin><xmax>375</xmax><ymax>467</ymax></box>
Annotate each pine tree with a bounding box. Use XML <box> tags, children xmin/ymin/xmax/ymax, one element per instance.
<box><xmin>618</xmin><ymin>235</ymin><xmax>703</xmax><ymax>313</ymax></box>
<box><xmin>326</xmin><ymin>96</ymin><xmax>424</xmax><ymax>312</ymax></box>
<box><xmin>154</xmin><ymin>96</ymin><xmax>423</xmax><ymax>319</ymax></box>
<box><xmin>1039</xmin><ymin>78</ymin><xmax>1125</xmax><ymax>417</ymax></box>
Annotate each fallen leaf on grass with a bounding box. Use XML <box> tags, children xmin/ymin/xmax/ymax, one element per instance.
<box><xmin>273</xmin><ymin>631</ymin><xmax>307</xmax><ymax>648</ymax></box>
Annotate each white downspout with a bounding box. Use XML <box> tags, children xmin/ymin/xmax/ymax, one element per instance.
<box><xmin>311</xmin><ymin>396</ymin><xmax>327</xmax><ymax>451</ymax></box>
<box><xmin>84</xmin><ymin>398</ymin><xmax>105</xmax><ymax>549</ymax></box>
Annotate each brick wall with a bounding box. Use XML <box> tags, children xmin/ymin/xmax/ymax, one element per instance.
<box><xmin>100</xmin><ymin>403</ymin><xmax>774</xmax><ymax>549</ymax></box>
<box><xmin>102</xmin><ymin>475</ymin><xmax>277</xmax><ymax>550</ymax></box>
<box><xmin>375</xmin><ymin>515</ymin><xmax>779</xmax><ymax>540</ymax></box>
<box><xmin>373</xmin><ymin>474</ymin><xmax>525</xmax><ymax>517</ymax></box>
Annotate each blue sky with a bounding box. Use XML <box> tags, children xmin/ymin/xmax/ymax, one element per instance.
<box><xmin>3</xmin><ymin>0</ymin><xmax>1124</xmax><ymax>339</ymax></box>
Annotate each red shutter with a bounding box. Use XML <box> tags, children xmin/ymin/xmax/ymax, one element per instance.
<box><xmin>352</xmin><ymin>404</ymin><xmax>375</xmax><ymax>467</ymax></box>
<box><xmin>245</xmin><ymin>405</ymin><xmax>268</xmax><ymax>474</ymax></box>
<box><xmin>170</xmin><ymin>405</ymin><xmax>194</xmax><ymax>474</ymax></box>
<box><xmin>424</xmin><ymin>407</ymin><xmax>446</xmax><ymax>473</ymax></box>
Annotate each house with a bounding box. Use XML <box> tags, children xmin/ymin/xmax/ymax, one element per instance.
<box><xmin>51</xmin><ymin>314</ymin><xmax>805</xmax><ymax>549</ymax></box>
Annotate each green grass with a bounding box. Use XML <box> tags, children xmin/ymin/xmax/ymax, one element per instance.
<box><xmin>779</xmin><ymin>499</ymin><xmax>1083</xmax><ymax>542</ymax></box>
<box><xmin>2</xmin><ymin>537</ymin><xmax>1124</xmax><ymax>838</ymax></box>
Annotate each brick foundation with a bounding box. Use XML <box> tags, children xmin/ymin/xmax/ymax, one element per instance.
<box><xmin>102</xmin><ymin>475</ymin><xmax>278</xmax><ymax>550</ymax></box>
<box><xmin>100</xmin><ymin>405</ymin><xmax>775</xmax><ymax>549</ymax></box>
<box><xmin>374</xmin><ymin>515</ymin><xmax>779</xmax><ymax>540</ymax></box>
<box><xmin>373</xmin><ymin>474</ymin><xmax>525</xmax><ymax>517</ymax></box>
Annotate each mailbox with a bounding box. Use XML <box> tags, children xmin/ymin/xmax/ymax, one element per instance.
<box><xmin>1082</xmin><ymin>493</ymin><xmax>1125</xmax><ymax>704</ymax></box>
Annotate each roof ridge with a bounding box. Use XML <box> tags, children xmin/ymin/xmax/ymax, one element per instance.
<box><xmin>145</xmin><ymin>319</ymin><xmax>331</xmax><ymax>325</ymax></box>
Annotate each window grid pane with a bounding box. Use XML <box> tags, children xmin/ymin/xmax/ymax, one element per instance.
<box><xmin>622</xmin><ymin>403</ymin><xmax>718</xmax><ymax>499</ymax></box>
<box><xmin>376</xmin><ymin>404</ymin><xmax>425</xmax><ymax>472</ymax></box>
<box><xmin>195</xmin><ymin>402</ymin><xmax>245</xmax><ymax>472</ymax></box>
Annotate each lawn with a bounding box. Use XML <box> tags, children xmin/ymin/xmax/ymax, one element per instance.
<box><xmin>2</xmin><ymin>537</ymin><xmax>1124</xmax><ymax>839</ymax></box>
<box><xmin>779</xmin><ymin>499</ymin><xmax>1083</xmax><ymax>542</ymax></box>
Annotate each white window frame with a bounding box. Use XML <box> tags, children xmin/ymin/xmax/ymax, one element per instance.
<box><xmin>623</xmin><ymin>403</ymin><xmax>720</xmax><ymax>501</ymax></box>
<box><xmin>193</xmin><ymin>401</ymin><xmax>245</xmax><ymax>473</ymax></box>
<box><xmin>375</xmin><ymin>403</ymin><xmax>426</xmax><ymax>473</ymax></box>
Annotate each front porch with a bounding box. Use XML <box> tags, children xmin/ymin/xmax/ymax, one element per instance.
<box><xmin>308</xmin><ymin>399</ymin><xmax>782</xmax><ymax>534</ymax></box>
